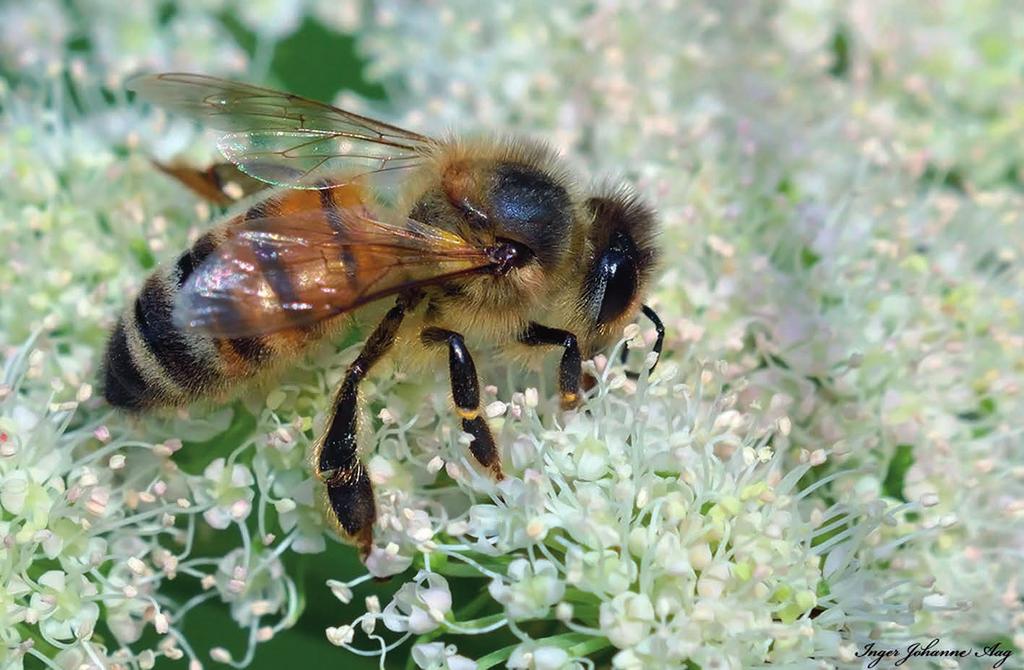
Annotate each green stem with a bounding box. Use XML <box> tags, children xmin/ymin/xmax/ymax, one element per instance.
<box><xmin>568</xmin><ymin>636</ymin><xmax>612</xmax><ymax>658</ymax></box>
<box><xmin>428</xmin><ymin>559</ymin><xmax>509</xmax><ymax>578</ymax></box>
<box><xmin>448</xmin><ymin>612</ymin><xmax>505</xmax><ymax>632</ymax></box>
<box><xmin>454</xmin><ymin>587</ymin><xmax>496</xmax><ymax>621</ymax></box>
<box><xmin>474</xmin><ymin>641</ymin><xmax>522</xmax><ymax>670</ymax></box>
<box><xmin>16</xmin><ymin>622</ymin><xmax>59</xmax><ymax>658</ymax></box>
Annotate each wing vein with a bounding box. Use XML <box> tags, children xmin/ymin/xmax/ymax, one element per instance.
<box><xmin>129</xmin><ymin>72</ymin><xmax>435</xmax><ymax>189</ymax></box>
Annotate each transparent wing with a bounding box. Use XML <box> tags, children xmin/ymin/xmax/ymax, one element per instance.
<box><xmin>177</xmin><ymin>208</ymin><xmax>493</xmax><ymax>338</ymax></box>
<box><xmin>128</xmin><ymin>72</ymin><xmax>435</xmax><ymax>189</ymax></box>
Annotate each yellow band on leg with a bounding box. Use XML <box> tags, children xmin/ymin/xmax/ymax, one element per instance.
<box><xmin>456</xmin><ymin>406</ymin><xmax>479</xmax><ymax>420</ymax></box>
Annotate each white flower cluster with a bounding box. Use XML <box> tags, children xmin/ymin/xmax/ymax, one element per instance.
<box><xmin>355</xmin><ymin>0</ymin><xmax>1024</xmax><ymax>660</ymax></box>
<box><xmin>0</xmin><ymin>341</ymin><xmax>302</xmax><ymax>669</ymax></box>
<box><xmin>324</xmin><ymin>351</ymin><xmax>931</xmax><ymax>669</ymax></box>
<box><xmin>0</xmin><ymin>76</ymin><xmax>324</xmax><ymax>667</ymax></box>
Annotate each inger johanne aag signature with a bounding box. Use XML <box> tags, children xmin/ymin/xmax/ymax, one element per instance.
<box><xmin>856</xmin><ymin>638</ymin><xmax>1014</xmax><ymax>668</ymax></box>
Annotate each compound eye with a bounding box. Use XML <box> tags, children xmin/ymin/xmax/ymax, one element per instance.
<box><xmin>595</xmin><ymin>240</ymin><xmax>638</xmax><ymax>324</ymax></box>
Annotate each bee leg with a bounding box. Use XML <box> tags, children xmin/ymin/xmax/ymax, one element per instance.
<box><xmin>622</xmin><ymin>304</ymin><xmax>667</xmax><ymax>377</ymax></box>
<box><xmin>640</xmin><ymin>304</ymin><xmax>666</xmax><ymax>368</ymax></box>
<box><xmin>317</xmin><ymin>294</ymin><xmax>418</xmax><ymax>559</ymax></box>
<box><xmin>420</xmin><ymin>328</ymin><xmax>503</xmax><ymax>480</ymax></box>
<box><xmin>152</xmin><ymin>161</ymin><xmax>269</xmax><ymax>205</ymax></box>
<box><xmin>518</xmin><ymin>323</ymin><xmax>582</xmax><ymax>410</ymax></box>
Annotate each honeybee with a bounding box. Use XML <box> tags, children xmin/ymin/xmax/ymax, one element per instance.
<box><xmin>102</xmin><ymin>73</ymin><xmax>663</xmax><ymax>558</ymax></box>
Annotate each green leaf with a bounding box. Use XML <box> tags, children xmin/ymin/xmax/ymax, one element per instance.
<box><xmin>776</xmin><ymin>176</ymin><xmax>796</xmax><ymax>200</ymax></box>
<box><xmin>882</xmin><ymin>444</ymin><xmax>915</xmax><ymax>502</ymax></box>
<box><xmin>219</xmin><ymin>15</ymin><xmax>387</xmax><ymax>103</ymax></box>
<box><xmin>829</xmin><ymin>27</ymin><xmax>850</xmax><ymax>78</ymax></box>
<box><xmin>800</xmin><ymin>246</ymin><xmax>821</xmax><ymax>269</ymax></box>
<box><xmin>129</xmin><ymin>238</ymin><xmax>155</xmax><ymax>270</ymax></box>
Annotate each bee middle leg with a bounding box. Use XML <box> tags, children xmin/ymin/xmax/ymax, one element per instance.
<box><xmin>317</xmin><ymin>293</ymin><xmax>419</xmax><ymax>559</ymax></box>
<box><xmin>420</xmin><ymin>328</ymin><xmax>503</xmax><ymax>480</ymax></box>
<box><xmin>518</xmin><ymin>323</ymin><xmax>582</xmax><ymax>409</ymax></box>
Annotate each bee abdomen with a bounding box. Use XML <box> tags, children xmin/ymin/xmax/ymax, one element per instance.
<box><xmin>101</xmin><ymin>186</ymin><xmax>355</xmax><ymax>412</ymax></box>
<box><xmin>138</xmin><ymin>275</ymin><xmax>221</xmax><ymax>387</ymax></box>
<box><xmin>101</xmin><ymin>273</ymin><xmax>219</xmax><ymax>410</ymax></box>
<box><xmin>102</xmin><ymin>317</ymin><xmax>161</xmax><ymax>411</ymax></box>
<box><xmin>102</xmin><ymin>229</ymin><xmax>274</xmax><ymax>410</ymax></box>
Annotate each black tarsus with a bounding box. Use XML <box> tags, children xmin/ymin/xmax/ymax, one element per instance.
<box><xmin>641</xmin><ymin>304</ymin><xmax>665</xmax><ymax>364</ymax></box>
<box><xmin>462</xmin><ymin>415</ymin><xmax>500</xmax><ymax>474</ymax></box>
<box><xmin>623</xmin><ymin>303</ymin><xmax>666</xmax><ymax>378</ymax></box>
<box><xmin>420</xmin><ymin>327</ymin><xmax>503</xmax><ymax>478</ymax></box>
<box><xmin>518</xmin><ymin>323</ymin><xmax>582</xmax><ymax>409</ymax></box>
<box><xmin>318</xmin><ymin>292</ymin><xmax>420</xmax><ymax>558</ymax></box>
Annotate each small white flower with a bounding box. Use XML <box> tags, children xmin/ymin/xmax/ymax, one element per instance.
<box><xmin>325</xmin><ymin>625</ymin><xmax>354</xmax><ymax>647</ymax></box>
<box><xmin>599</xmin><ymin>592</ymin><xmax>655</xmax><ymax>649</ymax></box>
<box><xmin>411</xmin><ymin>642</ymin><xmax>477</xmax><ymax>670</ymax></box>
<box><xmin>0</xmin><ymin>471</ymin><xmax>30</xmax><ymax>514</ymax></box>
<box><xmin>382</xmin><ymin>571</ymin><xmax>452</xmax><ymax>634</ymax></box>
<box><xmin>210</xmin><ymin>647</ymin><xmax>233</xmax><ymax>662</ymax></box>
<box><xmin>236</xmin><ymin>0</ymin><xmax>303</xmax><ymax>38</ymax></box>
<box><xmin>508</xmin><ymin>641</ymin><xmax>573</xmax><ymax>670</ymax></box>
<box><xmin>572</xmin><ymin>436</ymin><xmax>610</xmax><ymax>481</ymax></box>
<box><xmin>29</xmin><ymin>571</ymin><xmax>100</xmax><ymax>642</ymax></box>
<box><xmin>326</xmin><ymin>579</ymin><xmax>353</xmax><ymax>604</ymax></box>
<box><xmin>365</xmin><ymin>541</ymin><xmax>414</xmax><ymax>578</ymax></box>
<box><xmin>213</xmin><ymin>549</ymin><xmax>288</xmax><ymax>627</ymax></box>
<box><xmin>488</xmin><ymin>559</ymin><xmax>564</xmax><ymax>621</ymax></box>
<box><xmin>197</xmin><ymin>458</ymin><xmax>255</xmax><ymax>530</ymax></box>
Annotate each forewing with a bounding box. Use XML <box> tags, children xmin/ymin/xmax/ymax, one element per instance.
<box><xmin>128</xmin><ymin>72</ymin><xmax>435</xmax><ymax>189</ymax></box>
<box><xmin>214</xmin><ymin>130</ymin><xmax>425</xmax><ymax>189</ymax></box>
<box><xmin>176</xmin><ymin>209</ymin><xmax>491</xmax><ymax>338</ymax></box>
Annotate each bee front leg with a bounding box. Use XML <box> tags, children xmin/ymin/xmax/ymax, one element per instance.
<box><xmin>317</xmin><ymin>294</ymin><xmax>418</xmax><ymax>559</ymax></box>
<box><xmin>620</xmin><ymin>304</ymin><xmax>666</xmax><ymax>374</ymax></box>
<box><xmin>518</xmin><ymin>323</ymin><xmax>582</xmax><ymax>410</ymax></box>
<box><xmin>420</xmin><ymin>328</ymin><xmax>503</xmax><ymax>480</ymax></box>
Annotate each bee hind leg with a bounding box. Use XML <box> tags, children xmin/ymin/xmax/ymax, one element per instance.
<box><xmin>152</xmin><ymin>161</ymin><xmax>269</xmax><ymax>205</ymax></box>
<box><xmin>420</xmin><ymin>328</ymin><xmax>503</xmax><ymax>480</ymax></box>
<box><xmin>518</xmin><ymin>323</ymin><xmax>582</xmax><ymax>410</ymax></box>
<box><xmin>317</xmin><ymin>294</ymin><xmax>419</xmax><ymax>560</ymax></box>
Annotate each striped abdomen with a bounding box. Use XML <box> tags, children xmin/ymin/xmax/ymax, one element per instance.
<box><xmin>101</xmin><ymin>186</ymin><xmax>362</xmax><ymax>411</ymax></box>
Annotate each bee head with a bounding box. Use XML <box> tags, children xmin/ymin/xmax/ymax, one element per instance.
<box><xmin>579</xmin><ymin>187</ymin><xmax>659</xmax><ymax>330</ymax></box>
